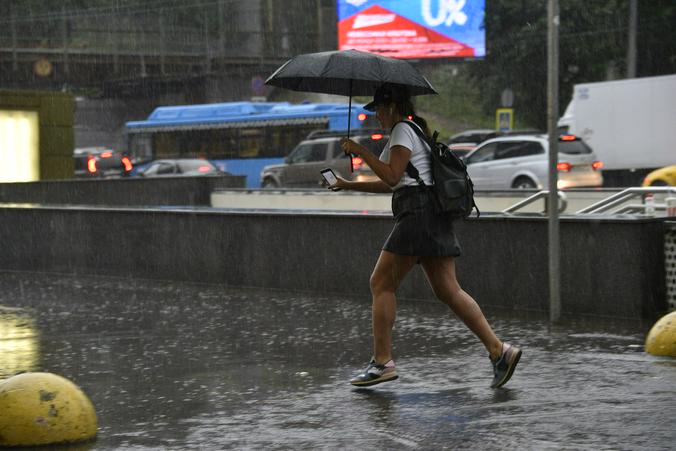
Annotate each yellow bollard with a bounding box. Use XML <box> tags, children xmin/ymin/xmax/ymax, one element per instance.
<box><xmin>645</xmin><ymin>311</ymin><xmax>676</xmax><ymax>357</ymax></box>
<box><xmin>0</xmin><ymin>372</ymin><xmax>97</xmax><ymax>447</ymax></box>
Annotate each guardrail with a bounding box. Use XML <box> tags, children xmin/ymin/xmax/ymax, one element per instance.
<box><xmin>575</xmin><ymin>187</ymin><xmax>676</xmax><ymax>215</ymax></box>
<box><xmin>502</xmin><ymin>190</ymin><xmax>567</xmax><ymax>215</ymax></box>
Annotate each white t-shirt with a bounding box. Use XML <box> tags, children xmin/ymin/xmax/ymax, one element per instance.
<box><xmin>379</xmin><ymin>121</ymin><xmax>434</xmax><ymax>190</ymax></box>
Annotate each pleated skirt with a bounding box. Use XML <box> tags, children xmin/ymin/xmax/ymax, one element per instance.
<box><xmin>382</xmin><ymin>185</ymin><xmax>462</xmax><ymax>258</ymax></box>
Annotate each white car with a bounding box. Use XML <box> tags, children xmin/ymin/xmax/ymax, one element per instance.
<box><xmin>463</xmin><ymin>134</ymin><xmax>603</xmax><ymax>190</ymax></box>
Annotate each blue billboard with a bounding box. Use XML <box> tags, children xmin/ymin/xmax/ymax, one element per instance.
<box><xmin>337</xmin><ymin>0</ymin><xmax>485</xmax><ymax>59</ymax></box>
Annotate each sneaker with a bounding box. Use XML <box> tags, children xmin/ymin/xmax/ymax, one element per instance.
<box><xmin>490</xmin><ymin>343</ymin><xmax>522</xmax><ymax>388</ymax></box>
<box><xmin>349</xmin><ymin>358</ymin><xmax>398</xmax><ymax>387</ymax></box>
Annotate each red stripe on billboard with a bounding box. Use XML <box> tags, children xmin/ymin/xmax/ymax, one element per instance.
<box><xmin>338</xmin><ymin>4</ymin><xmax>475</xmax><ymax>59</ymax></box>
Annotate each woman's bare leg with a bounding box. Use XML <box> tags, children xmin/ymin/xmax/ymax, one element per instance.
<box><xmin>420</xmin><ymin>256</ymin><xmax>503</xmax><ymax>359</ymax></box>
<box><xmin>369</xmin><ymin>251</ymin><xmax>418</xmax><ymax>363</ymax></box>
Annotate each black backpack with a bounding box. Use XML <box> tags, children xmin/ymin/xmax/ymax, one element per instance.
<box><xmin>400</xmin><ymin>121</ymin><xmax>479</xmax><ymax>218</ymax></box>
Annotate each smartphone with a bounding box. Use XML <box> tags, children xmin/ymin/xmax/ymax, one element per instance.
<box><xmin>320</xmin><ymin>168</ymin><xmax>338</xmax><ymax>186</ymax></box>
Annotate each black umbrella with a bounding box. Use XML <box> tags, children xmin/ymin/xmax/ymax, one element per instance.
<box><xmin>265</xmin><ymin>49</ymin><xmax>436</xmax><ymax>97</ymax></box>
<box><xmin>265</xmin><ymin>49</ymin><xmax>437</xmax><ymax>171</ymax></box>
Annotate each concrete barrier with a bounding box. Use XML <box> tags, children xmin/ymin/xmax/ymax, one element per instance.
<box><xmin>0</xmin><ymin>176</ymin><xmax>245</xmax><ymax>207</ymax></box>
<box><xmin>0</xmin><ymin>205</ymin><xmax>667</xmax><ymax>319</ymax></box>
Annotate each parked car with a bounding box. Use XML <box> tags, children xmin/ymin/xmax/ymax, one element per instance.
<box><xmin>448</xmin><ymin>129</ymin><xmax>499</xmax><ymax>146</ymax></box>
<box><xmin>642</xmin><ymin>165</ymin><xmax>676</xmax><ymax>186</ymax></box>
<box><xmin>448</xmin><ymin>143</ymin><xmax>478</xmax><ymax>159</ymax></box>
<box><xmin>73</xmin><ymin>147</ymin><xmax>133</xmax><ymax>178</ymax></box>
<box><xmin>260</xmin><ymin>129</ymin><xmax>389</xmax><ymax>188</ymax></box>
<box><xmin>448</xmin><ymin>129</ymin><xmax>544</xmax><ymax>147</ymax></box>
<box><xmin>137</xmin><ymin>159</ymin><xmax>224</xmax><ymax>177</ymax></box>
<box><xmin>463</xmin><ymin>134</ymin><xmax>604</xmax><ymax>190</ymax></box>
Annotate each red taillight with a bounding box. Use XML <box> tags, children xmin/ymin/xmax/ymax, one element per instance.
<box><xmin>557</xmin><ymin>162</ymin><xmax>571</xmax><ymax>172</ymax></box>
<box><xmin>559</xmin><ymin>135</ymin><xmax>576</xmax><ymax>141</ymax></box>
<box><xmin>87</xmin><ymin>157</ymin><xmax>97</xmax><ymax>173</ymax></box>
<box><xmin>592</xmin><ymin>161</ymin><xmax>603</xmax><ymax>170</ymax></box>
<box><xmin>198</xmin><ymin>165</ymin><xmax>212</xmax><ymax>172</ymax></box>
<box><xmin>407</xmin><ymin>115</ymin><xmax>413</xmax><ymax>120</ymax></box>
<box><xmin>371</xmin><ymin>133</ymin><xmax>383</xmax><ymax>140</ymax></box>
<box><xmin>352</xmin><ymin>156</ymin><xmax>364</xmax><ymax>169</ymax></box>
<box><xmin>357</xmin><ymin>113</ymin><xmax>367</xmax><ymax>121</ymax></box>
<box><xmin>121</xmin><ymin>156</ymin><xmax>133</xmax><ymax>172</ymax></box>
<box><xmin>100</xmin><ymin>151</ymin><xmax>112</xmax><ymax>158</ymax></box>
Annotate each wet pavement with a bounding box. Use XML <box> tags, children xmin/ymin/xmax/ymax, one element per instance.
<box><xmin>0</xmin><ymin>271</ymin><xmax>674</xmax><ymax>450</ymax></box>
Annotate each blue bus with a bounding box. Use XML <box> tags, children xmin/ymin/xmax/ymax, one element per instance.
<box><xmin>125</xmin><ymin>101</ymin><xmax>376</xmax><ymax>187</ymax></box>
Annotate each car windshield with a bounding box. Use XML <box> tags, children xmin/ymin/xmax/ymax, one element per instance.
<box><xmin>559</xmin><ymin>140</ymin><xmax>592</xmax><ymax>155</ymax></box>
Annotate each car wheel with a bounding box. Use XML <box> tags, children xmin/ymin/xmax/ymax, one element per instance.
<box><xmin>512</xmin><ymin>177</ymin><xmax>537</xmax><ymax>189</ymax></box>
<box><xmin>650</xmin><ymin>180</ymin><xmax>668</xmax><ymax>186</ymax></box>
<box><xmin>262</xmin><ymin>178</ymin><xmax>279</xmax><ymax>189</ymax></box>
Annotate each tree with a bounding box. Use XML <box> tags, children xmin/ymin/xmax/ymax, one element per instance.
<box><xmin>468</xmin><ymin>0</ymin><xmax>676</xmax><ymax>129</ymax></box>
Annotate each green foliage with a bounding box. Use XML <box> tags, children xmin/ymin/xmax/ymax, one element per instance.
<box><xmin>467</xmin><ymin>0</ymin><xmax>676</xmax><ymax>130</ymax></box>
<box><xmin>415</xmin><ymin>65</ymin><xmax>494</xmax><ymax>140</ymax></box>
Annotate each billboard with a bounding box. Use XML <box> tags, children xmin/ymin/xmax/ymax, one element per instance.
<box><xmin>337</xmin><ymin>0</ymin><xmax>485</xmax><ymax>59</ymax></box>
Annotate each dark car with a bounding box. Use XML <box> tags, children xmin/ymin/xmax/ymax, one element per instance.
<box><xmin>448</xmin><ymin>129</ymin><xmax>500</xmax><ymax>146</ymax></box>
<box><xmin>73</xmin><ymin>147</ymin><xmax>133</xmax><ymax>178</ymax></box>
<box><xmin>448</xmin><ymin>143</ymin><xmax>478</xmax><ymax>159</ymax></box>
<box><xmin>260</xmin><ymin>129</ymin><xmax>389</xmax><ymax>188</ymax></box>
<box><xmin>137</xmin><ymin>159</ymin><xmax>224</xmax><ymax>177</ymax></box>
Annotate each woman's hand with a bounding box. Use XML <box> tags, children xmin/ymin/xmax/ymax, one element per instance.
<box><xmin>339</xmin><ymin>137</ymin><xmax>363</xmax><ymax>156</ymax></box>
<box><xmin>326</xmin><ymin>174</ymin><xmax>349</xmax><ymax>191</ymax></box>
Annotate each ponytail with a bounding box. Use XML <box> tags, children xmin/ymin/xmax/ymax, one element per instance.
<box><xmin>396</xmin><ymin>97</ymin><xmax>430</xmax><ymax>137</ymax></box>
<box><xmin>411</xmin><ymin>114</ymin><xmax>430</xmax><ymax>137</ymax></box>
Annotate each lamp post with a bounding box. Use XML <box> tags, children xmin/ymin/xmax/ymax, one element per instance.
<box><xmin>547</xmin><ymin>0</ymin><xmax>561</xmax><ymax>323</ymax></box>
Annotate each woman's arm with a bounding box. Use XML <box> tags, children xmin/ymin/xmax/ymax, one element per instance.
<box><xmin>340</xmin><ymin>138</ymin><xmax>411</xmax><ymax>187</ymax></box>
<box><xmin>333</xmin><ymin>178</ymin><xmax>392</xmax><ymax>193</ymax></box>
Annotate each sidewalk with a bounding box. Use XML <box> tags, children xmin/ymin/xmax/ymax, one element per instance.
<box><xmin>0</xmin><ymin>271</ymin><xmax>674</xmax><ymax>449</ymax></box>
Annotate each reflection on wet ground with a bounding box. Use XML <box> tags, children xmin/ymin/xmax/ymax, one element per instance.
<box><xmin>0</xmin><ymin>271</ymin><xmax>674</xmax><ymax>450</ymax></box>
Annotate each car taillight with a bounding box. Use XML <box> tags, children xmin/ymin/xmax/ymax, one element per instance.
<box><xmin>559</xmin><ymin>135</ymin><xmax>577</xmax><ymax>141</ymax></box>
<box><xmin>198</xmin><ymin>165</ymin><xmax>212</xmax><ymax>172</ymax></box>
<box><xmin>121</xmin><ymin>156</ymin><xmax>133</xmax><ymax>172</ymax></box>
<box><xmin>100</xmin><ymin>151</ymin><xmax>112</xmax><ymax>158</ymax></box>
<box><xmin>371</xmin><ymin>133</ymin><xmax>383</xmax><ymax>140</ymax></box>
<box><xmin>592</xmin><ymin>161</ymin><xmax>603</xmax><ymax>170</ymax></box>
<box><xmin>357</xmin><ymin>113</ymin><xmax>366</xmax><ymax>121</ymax></box>
<box><xmin>557</xmin><ymin>162</ymin><xmax>571</xmax><ymax>172</ymax></box>
<box><xmin>352</xmin><ymin>156</ymin><xmax>364</xmax><ymax>169</ymax></box>
<box><xmin>87</xmin><ymin>157</ymin><xmax>97</xmax><ymax>173</ymax></box>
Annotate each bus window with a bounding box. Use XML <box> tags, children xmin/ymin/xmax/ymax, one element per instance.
<box><xmin>239</xmin><ymin>128</ymin><xmax>264</xmax><ymax>158</ymax></box>
<box><xmin>128</xmin><ymin>133</ymin><xmax>153</xmax><ymax>163</ymax></box>
<box><xmin>210</xmin><ymin>129</ymin><xmax>238</xmax><ymax>159</ymax></box>
<box><xmin>155</xmin><ymin>132</ymin><xmax>181</xmax><ymax>159</ymax></box>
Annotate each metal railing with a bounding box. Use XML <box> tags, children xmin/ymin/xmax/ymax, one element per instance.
<box><xmin>502</xmin><ymin>190</ymin><xmax>567</xmax><ymax>215</ymax></box>
<box><xmin>501</xmin><ymin>186</ymin><xmax>676</xmax><ymax>217</ymax></box>
<box><xmin>575</xmin><ymin>187</ymin><xmax>676</xmax><ymax>215</ymax></box>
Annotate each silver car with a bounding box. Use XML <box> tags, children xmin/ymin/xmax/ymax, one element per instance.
<box><xmin>464</xmin><ymin>134</ymin><xmax>603</xmax><ymax>190</ymax></box>
<box><xmin>137</xmin><ymin>159</ymin><xmax>224</xmax><ymax>177</ymax></box>
<box><xmin>260</xmin><ymin>130</ymin><xmax>388</xmax><ymax>188</ymax></box>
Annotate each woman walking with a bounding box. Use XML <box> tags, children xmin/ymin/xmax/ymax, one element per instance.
<box><xmin>329</xmin><ymin>84</ymin><xmax>521</xmax><ymax>388</ymax></box>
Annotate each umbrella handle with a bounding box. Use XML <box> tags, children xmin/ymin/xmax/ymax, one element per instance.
<box><xmin>348</xmin><ymin>91</ymin><xmax>353</xmax><ymax>173</ymax></box>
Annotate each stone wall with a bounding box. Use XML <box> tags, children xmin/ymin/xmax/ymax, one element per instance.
<box><xmin>0</xmin><ymin>206</ymin><xmax>666</xmax><ymax>319</ymax></box>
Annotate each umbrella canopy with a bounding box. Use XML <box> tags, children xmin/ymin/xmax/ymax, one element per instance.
<box><xmin>265</xmin><ymin>49</ymin><xmax>436</xmax><ymax>97</ymax></box>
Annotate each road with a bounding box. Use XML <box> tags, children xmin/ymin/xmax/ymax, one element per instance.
<box><xmin>1</xmin><ymin>271</ymin><xmax>674</xmax><ymax>449</ymax></box>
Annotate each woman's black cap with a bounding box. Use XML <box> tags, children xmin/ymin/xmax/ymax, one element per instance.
<box><xmin>364</xmin><ymin>84</ymin><xmax>411</xmax><ymax>111</ymax></box>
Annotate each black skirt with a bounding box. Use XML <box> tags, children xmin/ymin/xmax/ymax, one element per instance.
<box><xmin>382</xmin><ymin>185</ymin><xmax>462</xmax><ymax>257</ymax></box>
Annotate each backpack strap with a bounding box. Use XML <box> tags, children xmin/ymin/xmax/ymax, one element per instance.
<box><xmin>397</xmin><ymin>120</ymin><xmax>430</xmax><ymax>187</ymax></box>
